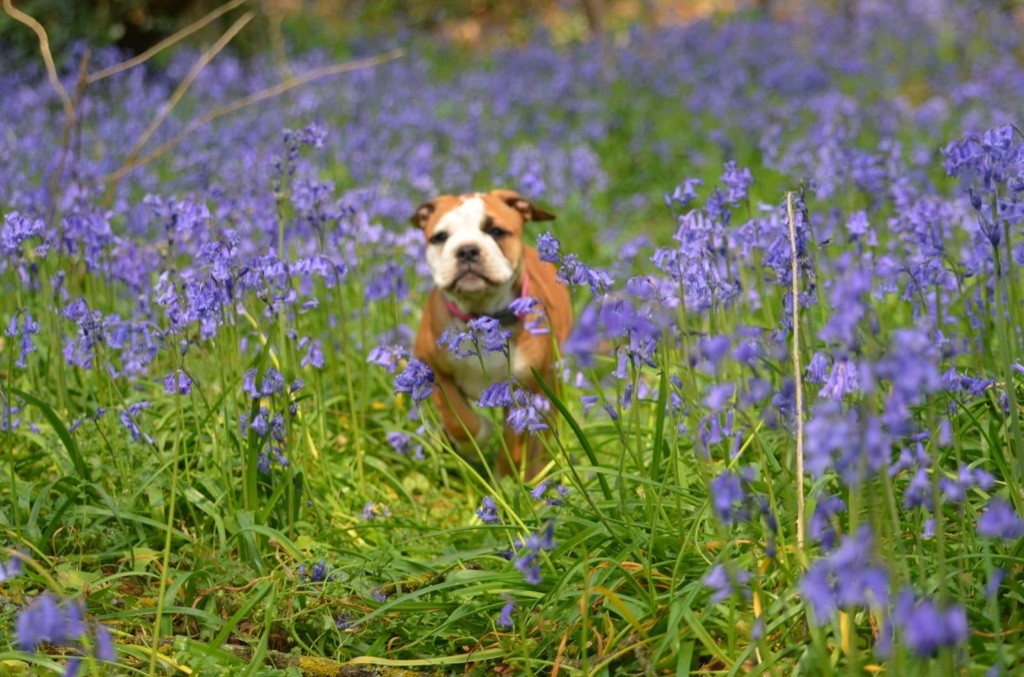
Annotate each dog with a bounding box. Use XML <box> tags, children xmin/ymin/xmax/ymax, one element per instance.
<box><xmin>411</xmin><ymin>189</ymin><xmax>572</xmax><ymax>478</ymax></box>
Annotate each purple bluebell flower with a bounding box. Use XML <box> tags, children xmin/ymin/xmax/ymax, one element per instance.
<box><xmin>986</xmin><ymin>568</ymin><xmax>1006</xmax><ymax>599</ymax></box>
<box><xmin>362</xmin><ymin>501</ymin><xmax>389</xmax><ymax>520</ymax></box>
<box><xmin>705</xmin><ymin>564</ymin><xmax>751</xmax><ymax>603</ymax></box>
<box><xmin>1</xmin><ymin>212</ymin><xmax>46</xmax><ymax>257</ymax></box>
<box><xmin>536</xmin><ymin>232</ymin><xmax>561</xmax><ymax>263</ymax></box>
<box><xmin>710</xmin><ymin>471</ymin><xmax>746</xmax><ymax>526</ymax></box>
<box><xmin>819</xmin><ymin>356</ymin><xmax>860</xmax><ymax>401</ymax></box>
<box><xmin>95</xmin><ymin>624</ymin><xmax>115</xmax><ymax>661</ymax></box>
<box><xmin>809</xmin><ymin>493</ymin><xmax>846</xmax><ymax>550</ymax></box>
<box><xmin>0</xmin><ymin>556</ymin><xmax>23</xmax><ymax>582</ymax></box>
<box><xmin>512</xmin><ymin>521</ymin><xmax>556</xmax><ymax>585</ymax></box>
<box><xmin>893</xmin><ymin>589</ymin><xmax>968</xmax><ymax>658</ymax></box>
<box><xmin>664</xmin><ymin>178</ymin><xmax>702</xmax><ymax>210</ymax></box>
<box><xmin>807</xmin><ymin>352</ymin><xmax>829</xmax><ymax>383</ymax></box>
<box><xmin>367</xmin><ymin>343</ymin><xmax>410</xmax><ymax>372</ymax></box>
<box><xmin>557</xmin><ymin>254</ymin><xmax>613</xmax><ymax>296</ymax></box>
<box><xmin>698</xmin><ymin>336</ymin><xmax>731</xmax><ymax>371</ymax></box>
<box><xmin>704</xmin><ymin>383</ymin><xmax>735</xmax><ymax>410</ymax></box>
<box><xmin>978</xmin><ymin>498</ymin><xmax>1024</xmax><ymax>540</ymax></box>
<box><xmin>478</xmin><ymin>380</ymin><xmax>516</xmax><ymax>408</ymax></box>
<box><xmin>386</xmin><ymin>431</ymin><xmax>422</xmax><ymax>459</ymax></box>
<box><xmin>6</xmin><ymin>312</ymin><xmax>39</xmax><ymax>368</ymax></box>
<box><xmin>497</xmin><ymin>598</ymin><xmax>515</xmax><ymax>628</ymax></box>
<box><xmin>509</xmin><ymin>296</ymin><xmax>550</xmax><ymax>335</ymax></box>
<box><xmin>507</xmin><ymin>393</ymin><xmax>549</xmax><ymax>434</ymax></box>
<box><xmin>439</xmin><ymin>317</ymin><xmax>511</xmax><ymax>359</ymax></box>
<box><xmin>940</xmin><ymin>464</ymin><xmax>995</xmax><ymax>504</ymax></box>
<box><xmin>394</xmin><ymin>359</ymin><xmax>435</xmax><ymax>404</ymax></box>
<box><xmin>119</xmin><ymin>402</ymin><xmax>151</xmax><ymax>443</ymax></box>
<box><xmin>163</xmin><ymin>370</ymin><xmax>193</xmax><ymax>395</ymax></box>
<box><xmin>257</xmin><ymin>453</ymin><xmax>271</xmax><ymax>475</ymax></box>
<box><xmin>300</xmin><ymin>339</ymin><xmax>325</xmax><ymax>369</ymax></box>
<box><xmin>477</xmin><ymin>496</ymin><xmax>500</xmax><ymax>523</ymax></box>
<box><xmin>15</xmin><ymin>593</ymin><xmax>89</xmax><ymax>652</ymax></box>
<box><xmin>720</xmin><ymin>161</ymin><xmax>753</xmax><ymax>204</ymax></box>
<box><xmin>243</xmin><ymin>368</ymin><xmax>286</xmax><ymax>399</ymax></box>
<box><xmin>311</xmin><ymin>560</ymin><xmax>328</xmax><ymax>582</ymax></box>
<box><xmin>801</xmin><ymin>526</ymin><xmax>889</xmax><ymax>624</ymax></box>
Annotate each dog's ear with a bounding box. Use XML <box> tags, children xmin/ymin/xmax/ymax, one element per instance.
<box><xmin>410</xmin><ymin>200</ymin><xmax>436</xmax><ymax>229</ymax></box>
<box><xmin>491</xmin><ymin>189</ymin><xmax>556</xmax><ymax>222</ymax></box>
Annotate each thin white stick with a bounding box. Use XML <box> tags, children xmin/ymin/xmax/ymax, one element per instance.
<box><xmin>786</xmin><ymin>192</ymin><xmax>806</xmax><ymax>552</ymax></box>
<box><xmin>2</xmin><ymin>0</ymin><xmax>74</xmax><ymax>119</ymax></box>
<box><xmin>121</xmin><ymin>10</ymin><xmax>255</xmax><ymax>171</ymax></box>
<box><xmin>99</xmin><ymin>49</ymin><xmax>405</xmax><ymax>186</ymax></box>
<box><xmin>87</xmin><ymin>0</ymin><xmax>251</xmax><ymax>84</ymax></box>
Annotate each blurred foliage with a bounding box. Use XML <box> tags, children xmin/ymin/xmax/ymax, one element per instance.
<box><xmin>0</xmin><ymin>0</ymin><xmax>197</xmax><ymax>57</ymax></box>
<box><xmin>2</xmin><ymin>0</ymin><xmax>1021</xmax><ymax>64</ymax></box>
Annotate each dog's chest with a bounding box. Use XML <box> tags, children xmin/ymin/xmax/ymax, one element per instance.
<box><xmin>446</xmin><ymin>343</ymin><xmax>526</xmax><ymax>400</ymax></box>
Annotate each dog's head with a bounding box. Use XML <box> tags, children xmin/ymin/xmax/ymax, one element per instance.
<box><xmin>411</xmin><ymin>189</ymin><xmax>555</xmax><ymax>305</ymax></box>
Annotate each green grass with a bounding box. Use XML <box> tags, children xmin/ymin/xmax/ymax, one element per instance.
<box><xmin>3</xmin><ymin>10</ymin><xmax>1024</xmax><ymax>676</ymax></box>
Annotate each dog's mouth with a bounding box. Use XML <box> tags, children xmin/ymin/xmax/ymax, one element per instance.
<box><xmin>448</xmin><ymin>267</ymin><xmax>499</xmax><ymax>291</ymax></box>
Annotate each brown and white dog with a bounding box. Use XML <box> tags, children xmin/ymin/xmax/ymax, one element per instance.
<box><xmin>411</xmin><ymin>189</ymin><xmax>572</xmax><ymax>478</ymax></box>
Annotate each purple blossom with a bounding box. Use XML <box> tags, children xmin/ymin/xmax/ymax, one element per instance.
<box><xmin>367</xmin><ymin>343</ymin><xmax>410</xmax><ymax>372</ymax></box>
<box><xmin>557</xmin><ymin>254</ymin><xmax>613</xmax><ymax>296</ymax></box>
<box><xmin>893</xmin><ymin>589</ymin><xmax>968</xmax><ymax>658</ymax></box>
<box><xmin>512</xmin><ymin>521</ymin><xmax>556</xmax><ymax>585</ymax></box>
<box><xmin>300</xmin><ymin>339</ymin><xmax>325</xmax><ymax>369</ymax></box>
<box><xmin>801</xmin><ymin>526</ymin><xmax>889</xmax><ymax>624</ymax></box>
<box><xmin>393</xmin><ymin>359</ymin><xmax>435</xmax><ymax>404</ymax></box>
<box><xmin>478</xmin><ymin>380</ymin><xmax>516</xmax><ymax>408</ymax></box>
<box><xmin>537</xmin><ymin>232</ymin><xmax>561</xmax><ymax>263</ymax></box>
<box><xmin>439</xmin><ymin>316</ymin><xmax>510</xmax><ymax>359</ymax></box>
<box><xmin>720</xmin><ymin>161</ymin><xmax>753</xmax><ymax>204</ymax></box>
<box><xmin>977</xmin><ymin>498</ymin><xmax>1024</xmax><ymax>540</ymax></box>
<box><xmin>0</xmin><ymin>556</ymin><xmax>23</xmax><ymax>582</ymax></box>
<box><xmin>710</xmin><ymin>471</ymin><xmax>746</xmax><ymax>526</ymax></box>
<box><xmin>809</xmin><ymin>493</ymin><xmax>846</xmax><ymax>550</ymax></box>
<box><xmin>704</xmin><ymin>564</ymin><xmax>751</xmax><ymax>603</ymax></box>
<box><xmin>477</xmin><ymin>496</ymin><xmax>500</xmax><ymax>523</ymax></box>
<box><xmin>386</xmin><ymin>431</ymin><xmax>423</xmax><ymax>459</ymax></box>
<box><xmin>119</xmin><ymin>401</ymin><xmax>151</xmax><ymax>443</ymax></box>
<box><xmin>6</xmin><ymin>312</ymin><xmax>39</xmax><ymax>368</ymax></box>
<box><xmin>163</xmin><ymin>370</ymin><xmax>193</xmax><ymax>395</ymax></box>
<box><xmin>1</xmin><ymin>212</ymin><xmax>46</xmax><ymax>257</ymax></box>
<box><xmin>362</xmin><ymin>501</ymin><xmax>389</xmax><ymax>520</ymax></box>
<box><xmin>497</xmin><ymin>598</ymin><xmax>515</xmax><ymax>628</ymax></box>
<box><xmin>14</xmin><ymin>592</ymin><xmax>113</xmax><ymax>664</ymax></box>
<box><xmin>243</xmin><ymin>368</ymin><xmax>286</xmax><ymax>399</ymax></box>
<box><xmin>507</xmin><ymin>393</ymin><xmax>549</xmax><ymax>434</ymax></box>
<box><xmin>665</xmin><ymin>178</ymin><xmax>702</xmax><ymax>210</ymax></box>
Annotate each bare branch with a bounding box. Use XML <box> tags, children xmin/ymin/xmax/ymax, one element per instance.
<box><xmin>2</xmin><ymin>0</ymin><xmax>74</xmax><ymax>119</ymax></box>
<box><xmin>87</xmin><ymin>0</ymin><xmax>251</xmax><ymax>84</ymax></box>
<box><xmin>99</xmin><ymin>49</ymin><xmax>405</xmax><ymax>187</ymax></box>
<box><xmin>118</xmin><ymin>10</ymin><xmax>256</xmax><ymax>179</ymax></box>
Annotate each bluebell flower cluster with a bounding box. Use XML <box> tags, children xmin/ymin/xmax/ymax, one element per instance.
<box><xmin>393</xmin><ymin>359</ymin><xmax>435</xmax><ymax>405</ymax></box>
<box><xmin>15</xmin><ymin>593</ymin><xmax>115</xmax><ymax>674</ymax></box>
<box><xmin>512</xmin><ymin>521</ymin><xmax>556</xmax><ymax>585</ymax></box>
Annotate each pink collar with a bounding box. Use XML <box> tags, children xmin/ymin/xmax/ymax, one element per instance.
<box><xmin>445</xmin><ymin>274</ymin><xmax>530</xmax><ymax>325</ymax></box>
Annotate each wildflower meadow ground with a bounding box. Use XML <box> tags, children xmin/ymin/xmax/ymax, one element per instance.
<box><xmin>2</xmin><ymin>1</ymin><xmax>1024</xmax><ymax>674</ymax></box>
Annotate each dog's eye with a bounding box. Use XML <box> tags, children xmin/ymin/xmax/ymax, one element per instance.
<box><xmin>484</xmin><ymin>224</ymin><xmax>509</xmax><ymax>239</ymax></box>
<box><xmin>429</xmin><ymin>231</ymin><xmax>448</xmax><ymax>245</ymax></box>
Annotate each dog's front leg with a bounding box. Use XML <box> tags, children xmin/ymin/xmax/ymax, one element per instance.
<box><xmin>432</xmin><ymin>372</ymin><xmax>493</xmax><ymax>454</ymax></box>
<box><xmin>496</xmin><ymin>399</ymin><xmax>551</xmax><ymax>481</ymax></box>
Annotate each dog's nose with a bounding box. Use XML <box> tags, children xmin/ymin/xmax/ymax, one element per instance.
<box><xmin>456</xmin><ymin>244</ymin><xmax>480</xmax><ymax>262</ymax></box>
